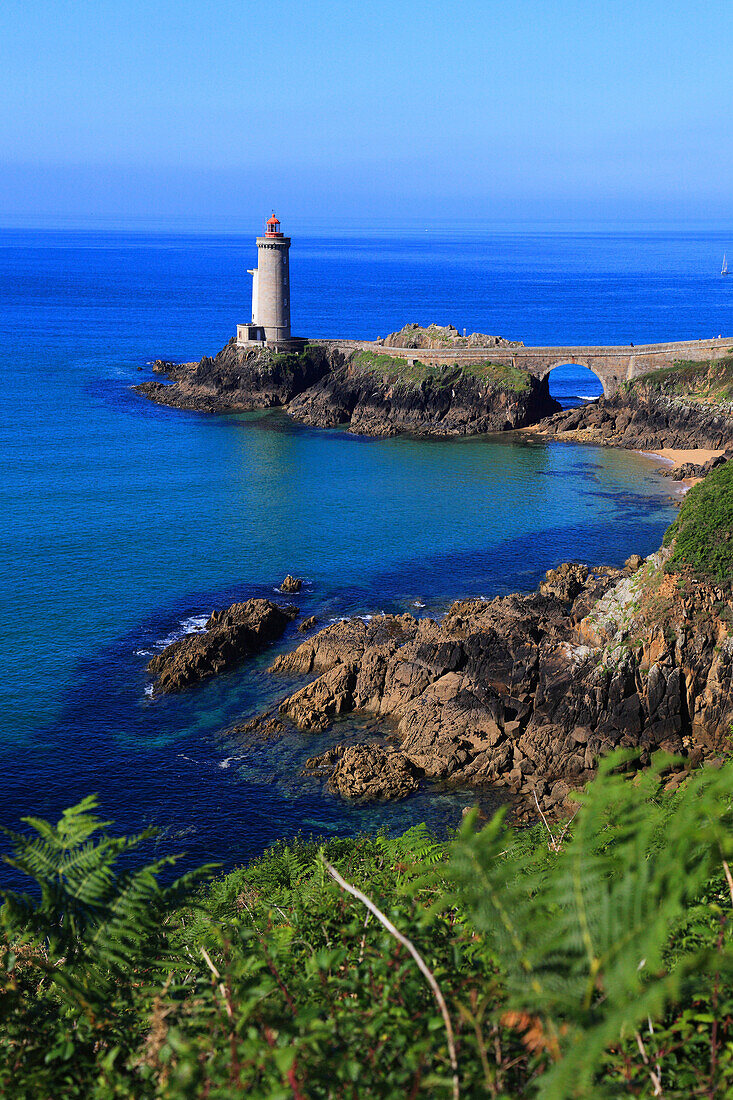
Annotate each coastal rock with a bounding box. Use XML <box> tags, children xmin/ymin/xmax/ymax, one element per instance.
<box><xmin>135</xmin><ymin>341</ymin><xmax>333</xmax><ymax>413</ymax></box>
<box><xmin>137</xmin><ymin>332</ymin><xmax>560</xmax><ymax>437</ymax></box>
<box><xmin>298</xmin><ymin>615</ymin><xmax>318</xmax><ymax>633</ymax></box>
<box><xmin>267</xmin><ymin>555</ymin><xmax>732</xmax><ymax>815</ymax></box>
<box><xmin>381</xmin><ymin>323</ymin><xmax>524</xmax><ymax>350</ymax></box>
<box><xmin>536</xmin><ymin>365</ymin><xmax>733</xmax><ymax>453</ymax></box>
<box><xmin>147</xmin><ymin>599</ymin><xmax>298</xmax><ymax>694</ymax></box>
<box><xmin>304</xmin><ymin>743</ymin><xmax>419</xmax><ymax>801</ymax></box>
<box><xmin>280</xmin><ymin>662</ymin><xmax>357</xmax><ymax>731</ymax></box>
<box><xmin>288</xmin><ymin>359</ymin><xmax>560</xmax><ymax>437</ymax></box>
<box><xmin>539</xmin><ymin>562</ymin><xmax>590</xmax><ymax>603</ymax></box>
<box><xmin>279</xmin><ymin>574</ymin><xmax>303</xmax><ymax>593</ymax></box>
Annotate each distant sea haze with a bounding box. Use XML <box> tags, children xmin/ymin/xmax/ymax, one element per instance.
<box><xmin>0</xmin><ymin>226</ymin><xmax>726</xmax><ymax>872</ymax></box>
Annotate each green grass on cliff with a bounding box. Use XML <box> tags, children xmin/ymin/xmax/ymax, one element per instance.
<box><xmin>352</xmin><ymin>349</ymin><xmax>532</xmax><ymax>392</ymax></box>
<box><xmin>626</xmin><ymin>355</ymin><xmax>733</xmax><ymax>403</ymax></box>
<box><xmin>664</xmin><ymin>460</ymin><xmax>733</xmax><ymax>586</ymax></box>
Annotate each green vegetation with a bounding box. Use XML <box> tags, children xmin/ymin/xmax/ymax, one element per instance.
<box><xmin>4</xmin><ymin>754</ymin><xmax>733</xmax><ymax>1097</ymax></box>
<box><xmin>624</xmin><ymin>356</ymin><xmax>733</xmax><ymax>404</ymax></box>
<box><xmin>352</xmin><ymin>350</ymin><xmax>532</xmax><ymax>393</ymax></box>
<box><xmin>664</xmin><ymin>460</ymin><xmax>733</xmax><ymax>586</ymax></box>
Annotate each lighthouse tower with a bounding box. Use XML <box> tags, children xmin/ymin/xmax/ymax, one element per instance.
<box><xmin>237</xmin><ymin>214</ymin><xmax>296</xmax><ymax>349</ymax></box>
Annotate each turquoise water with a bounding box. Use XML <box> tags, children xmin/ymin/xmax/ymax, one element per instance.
<box><xmin>4</xmin><ymin>227</ymin><xmax>726</xmax><ymax>870</ymax></box>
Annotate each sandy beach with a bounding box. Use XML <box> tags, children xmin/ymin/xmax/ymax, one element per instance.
<box><xmin>639</xmin><ymin>446</ymin><xmax>726</xmax><ymax>466</ymax></box>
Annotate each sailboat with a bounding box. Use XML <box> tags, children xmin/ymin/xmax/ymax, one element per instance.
<box><xmin>723</xmin><ymin>253</ymin><xmax>729</xmax><ymax>276</ymax></box>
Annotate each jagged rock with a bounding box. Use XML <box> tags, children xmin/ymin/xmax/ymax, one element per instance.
<box><xmin>298</xmin><ymin>615</ymin><xmax>318</xmax><ymax>633</ymax></box>
<box><xmin>135</xmin><ymin>341</ymin><xmax>332</xmax><ymax>412</ymax></box>
<box><xmin>267</xmin><ymin>556</ymin><xmax>732</xmax><ymax>815</ymax></box>
<box><xmin>279</xmin><ymin>575</ymin><xmax>303</xmax><ymax>593</ymax></box>
<box><xmin>381</xmin><ymin>323</ymin><xmax>523</xmax><ymax>350</ymax></box>
<box><xmin>280</xmin><ymin>663</ymin><xmax>357</xmax><ymax>731</ymax></box>
<box><xmin>540</xmin><ymin>562</ymin><xmax>589</xmax><ymax>602</ymax></box>
<box><xmin>147</xmin><ymin>599</ymin><xmax>298</xmax><ymax>694</ymax></box>
<box><xmin>304</xmin><ymin>743</ymin><xmax>419</xmax><ymax>801</ymax></box>
<box><xmin>537</xmin><ymin>379</ymin><xmax>733</xmax><ymax>453</ymax></box>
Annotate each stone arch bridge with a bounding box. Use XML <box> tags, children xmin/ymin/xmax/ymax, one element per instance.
<box><xmin>319</xmin><ymin>337</ymin><xmax>733</xmax><ymax>398</ymax></box>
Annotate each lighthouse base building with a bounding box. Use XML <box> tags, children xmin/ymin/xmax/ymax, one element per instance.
<box><xmin>237</xmin><ymin>215</ymin><xmax>305</xmax><ymax>351</ymax></box>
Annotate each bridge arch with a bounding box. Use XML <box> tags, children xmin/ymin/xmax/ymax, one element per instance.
<box><xmin>542</xmin><ymin>360</ymin><xmax>607</xmax><ymax>403</ymax></box>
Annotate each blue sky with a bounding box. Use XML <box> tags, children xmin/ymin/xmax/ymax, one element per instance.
<box><xmin>1</xmin><ymin>0</ymin><xmax>731</xmax><ymax>230</ymax></box>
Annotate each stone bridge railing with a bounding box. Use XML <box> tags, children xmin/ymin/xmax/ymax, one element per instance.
<box><xmin>314</xmin><ymin>336</ymin><xmax>733</xmax><ymax>397</ymax></box>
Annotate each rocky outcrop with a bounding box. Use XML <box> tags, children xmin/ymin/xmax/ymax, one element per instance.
<box><xmin>135</xmin><ymin>341</ymin><xmax>333</xmax><ymax>413</ymax></box>
<box><xmin>136</xmin><ymin>333</ymin><xmax>559</xmax><ymax>436</ymax></box>
<box><xmin>279</xmin><ymin>575</ymin><xmax>303</xmax><ymax>593</ymax></box>
<box><xmin>288</xmin><ymin>361</ymin><xmax>559</xmax><ymax>436</ymax></box>
<box><xmin>661</xmin><ymin>453</ymin><xmax>732</xmax><ymax>480</ymax></box>
<box><xmin>381</xmin><ymin>323</ymin><xmax>523</xmax><ymax>350</ymax></box>
<box><xmin>147</xmin><ymin>599</ymin><xmax>298</xmax><ymax>694</ymax></box>
<box><xmin>537</xmin><ymin>383</ymin><xmax>733</xmax><ymax>452</ymax></box>
<box><xmin>267</xmin><ymin>554</ymin><xmax>732</xmax><ymax>817</ymax></box>
<box><xmin>304</xmin><ymin>743</ymin><xmax>419</xmax><ymax>801</ymax></box>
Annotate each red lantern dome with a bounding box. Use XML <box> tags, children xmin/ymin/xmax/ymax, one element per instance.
<box><xmin>265</xmin><ymin>214</ymin><xmax>283</xmax><ymax>238</ymax></box>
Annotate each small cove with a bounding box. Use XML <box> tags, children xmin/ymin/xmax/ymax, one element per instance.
<box><xmin>3</xmin><ymin>226</ymin><xmax>721</xmax><ymax>871</ymax></box>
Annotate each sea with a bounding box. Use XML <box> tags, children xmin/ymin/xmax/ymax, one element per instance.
<box><xmin>2</xmin><ymin>225</ymin><xmax>731</xmax><ymax>873</ymax></box>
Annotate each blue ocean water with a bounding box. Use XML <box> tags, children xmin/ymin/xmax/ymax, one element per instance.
<box><xmin>2</xmin><ymin>226</ymin><xmax>730</xmax><ymax>871</ymax></box>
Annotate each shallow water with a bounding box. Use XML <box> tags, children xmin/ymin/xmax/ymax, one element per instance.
<box><xmin>3</xmin><ymin>226</ymin><xmax>723</xmax><ymax>871</ymax></box>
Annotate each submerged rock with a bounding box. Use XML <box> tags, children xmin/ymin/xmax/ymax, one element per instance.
<box><xmin>147</xmin><ymin>599</ymin><xmax>298</xmax><ymax>694</ymax></box>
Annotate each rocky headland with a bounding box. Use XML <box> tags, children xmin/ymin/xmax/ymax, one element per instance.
<box><xmin>136</xmin><ymin>326</ymin><xmax>560</xmax><ymax>435</ymax></box>
<box><xmin>147</xmin><ymin>598</ymin><xmax>298</xmax><ymax>695</ymax></box>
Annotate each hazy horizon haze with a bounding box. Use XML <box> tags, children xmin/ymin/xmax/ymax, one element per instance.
<box><xmin>1</xmin><ymin>0</ymin><xmax>731</xmax><ymax>231</ymax></box>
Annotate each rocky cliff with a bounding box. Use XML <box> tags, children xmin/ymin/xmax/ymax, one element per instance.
<box><xmin>537</xmin><ymin>357</ymin><xmax>733</xmax><ymax>453</ymax></box>
<box><xmin>268</xmin><ymin>552</ymin><xmax>731</xmax><ymax>817</ymax></box>
<box><xmin>136</xmin><ymin>340</ymin><xmax>333</xmax><ymax>413</ymax></box>
<box><xmin>287</xmin><ymin>350</ymin><xmax>559</xmax><ymax>436</ymax></box>
<box><xmin>135</xmin><ymin>328</ymin><xmax>559</xmax><ymax>435</ymax></box>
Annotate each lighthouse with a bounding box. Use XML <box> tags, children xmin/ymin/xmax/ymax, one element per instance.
<box><xmin>237</xmin><ymin>215</ymin><xmax>299</xmax><ymax>349</ymax></box>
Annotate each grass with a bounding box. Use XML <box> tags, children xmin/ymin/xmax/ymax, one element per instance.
<box><xmin>663</xmin><ymin>460</ymin><xmax>733</xmax><ymax>586</ymax></box>
<box><xmin>351</xmin><ymin>350</ymin><xmax>532</xmax><ymax>393</ymax></box>
<box><xmin>623</xmin><ymin>355</ymin><xmax>733</xmax><ymax>404</ymax></box>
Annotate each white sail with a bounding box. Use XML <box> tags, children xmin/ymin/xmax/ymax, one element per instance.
<box><xmin>723</xmin><ymin>253</ymin><xmax>729</xmax><ymax>276</ymax></box>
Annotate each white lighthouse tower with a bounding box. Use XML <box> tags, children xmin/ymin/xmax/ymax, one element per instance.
<box><xmin>237</xmin><ymin>215</ymin><xmax>300</xmax><ymax>349</ymax></box>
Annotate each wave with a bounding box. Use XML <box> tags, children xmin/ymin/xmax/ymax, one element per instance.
<box><xmin>219</xmin><ymin>755</ymin><xmax>246</xmax><ymax>770</ymax></box>
<box><xmin>156</xmin><ymin>612</ymin><xmax>210</xmax><ymax>649</ymax></box>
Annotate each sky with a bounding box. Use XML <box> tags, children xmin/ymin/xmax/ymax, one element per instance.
<box><xmin>1</xmin><ymin>0</ymin><xmax>731</xmax><ymax>231</ymax></box>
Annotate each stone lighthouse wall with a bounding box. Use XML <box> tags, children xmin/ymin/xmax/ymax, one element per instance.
<box><xmin>255</xmin><ymin>236</ymin><xmax>291</xmax><ymax>342</ymax></box>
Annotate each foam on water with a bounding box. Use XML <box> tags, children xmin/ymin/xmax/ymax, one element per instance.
<box><xmin>156</xmin><ymin>612</ymin><xmax>210</xmax><ymax>649</ymax></box>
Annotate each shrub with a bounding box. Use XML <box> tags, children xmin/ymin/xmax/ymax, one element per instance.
<box><xmin>663</xmin><ymin>461</ymin><xmax>733</xmax><ymax>586</ymax></box>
